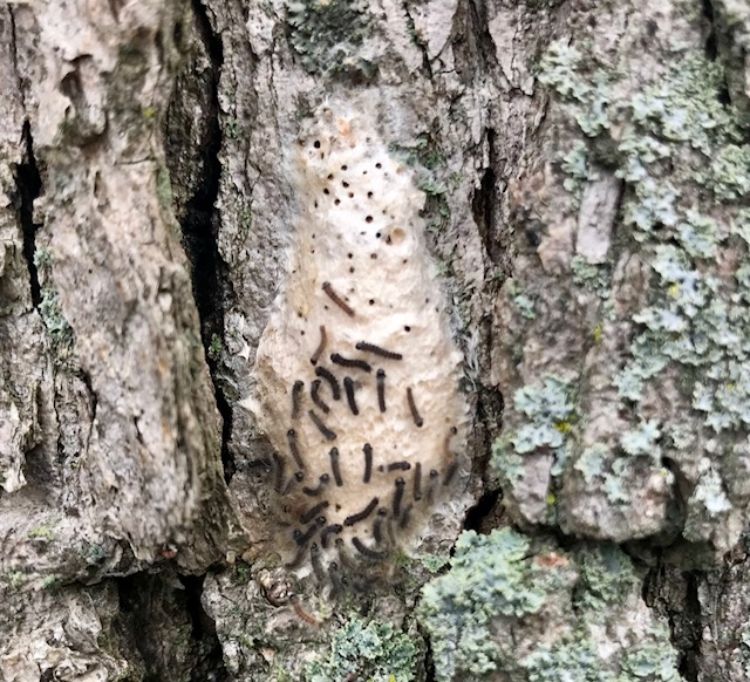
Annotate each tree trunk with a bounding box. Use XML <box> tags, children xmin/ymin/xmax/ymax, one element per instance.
<box><xmin>1</xmin><ymin>0</ymin><xmax>749</xmax><ymax>680</ymax></box>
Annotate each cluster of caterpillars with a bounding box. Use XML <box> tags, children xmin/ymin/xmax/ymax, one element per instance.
<box><xmin>273</xmin><ymin>293</ymin><xmax>461</xmax><ymax>585</ymax></box>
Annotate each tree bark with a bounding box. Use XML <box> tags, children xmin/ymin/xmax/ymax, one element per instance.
<box><xmin>1</xmin><ymin>0</ymin><xmax>749</xmax><ymax>680</ymax></box>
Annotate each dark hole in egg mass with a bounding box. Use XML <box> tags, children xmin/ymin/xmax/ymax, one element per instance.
<box><xmin>335</xmin><ymin>199</ymin><xmax>341</xmax><ymax>205</ymax></box>
<box><xmin>314</xmin><ymin>140</ymin><xmax>321</xmax><ymax>148</ymax></box>
<box><xmin>365</xmin><ymin>216</ymin><xmax>373</xmax><ymax>223</ymax></box>
<box><xmin>347</xmin><ymin>253</ymin><xmax>353</xmax><ymax>259</ymax></box>
<box><xmin>314</xmin><ymin>201</ymin><xmax>318</xmax><ymax>208</ymax></box>
<box><xmin>404</xmin><ymin>326</ymin><xmax>411</xmax><ymax>332</ymax></box>
<box><xmin>342</xmin><ymin>181</ymin><xmax>349</xmax><ymax>188</ymax></box>
<box><xmin>370</xmin><ymin>253</ymin><xmax>377</xmax><ymax>259</ymax></box>
<box><xmin>328</xmin><ymin>174</ymin><xmax>334</xmax><ymax>180</ymax></box>
<box><xmin>341</xmin><ymin>165</ymin><xmax>348</xmax><ymax>170</ymax></box>
<box><xmin>376</xmin><ymin>162</ymin><xmax>382</xmax><ymax>169</ymax></box>
<box><xmin>323</xmin><ymin>188</ymin><xmax>329</xmax><ymax>195</ymax></box>
<box><xmin>367</xmin><ymin>191</ymin><xmax>373</xmax><ymax>198</ymax></box>
<box><xmin>348</xmin><ymin>192</ymin><xmax>354</xmax><ymax>198</ymax></box>
<box><xmin>375</xmin><ymin>232</ymin><xmax>381</xmax><ymax>239</ymax></box>
<box><xmin>349</xmin><ymin>267</ymin><xmax>355</xmax><ymax>273</ymax></box>
<box><xmin>369</xmin><ymin>299</ymin><xmax>375</xmax><ymax>305</ymax></box>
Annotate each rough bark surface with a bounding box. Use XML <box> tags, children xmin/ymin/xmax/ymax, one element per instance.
<box><xmin>1</xmin><ymin>0</ymin><xmax>750</xmax><ymax>680</ymax></box>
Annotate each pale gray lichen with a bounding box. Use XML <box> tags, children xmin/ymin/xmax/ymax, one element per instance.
<box><xmin>559</xmin><ymin>141</ymin><xmax>589</xmax><ymax>194</ymax></box>
<box><xmin>506</xmin><ymin>37</ymin><xmax>750</xmax><ymax>552</ymax></box>
<box><xmin>418</xmin><ymin>529</ymin><xmax>680</xmax><ymax>681</ymax></box>
<box><xmin>304</xmin><ymin>617</ymin><xmax>419</xmax><ymax>682</ymax></box>
<box><xmin>620</xmin><ymin>419</ymin><xmax>662</xmax><ymax>459</ymax></box>
<box><xmin>491</xmin><ymin>375</ymin><xmax>575</xmax><ymax>515</ymax></box>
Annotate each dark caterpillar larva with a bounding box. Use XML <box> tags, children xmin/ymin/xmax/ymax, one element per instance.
<box><xmin>329</xmin><ymin>447</ymin><xmax>343</xmax><ymax>486</ymax></box>
<box><xmin>300</xmin><ymin>500</ymin><xmax>330</xmax><ymax>525</ymax></box>
<box><xmin>352</xmin><ymin>536</ymin><xmax>386</xmax><ymax>561</ymax></box>
<box><xmin>286</xmin><ymin>429</ymin><xmax>306</xmax><ymax>469</ymax></box>
<box><xmin>376</xmin><ymin>369</ymin><xmax>386</xmax><ymax>413</ymax></box>
<box><xmin>310</xmin><ymin>379</ymin><xmax>331</xmax><ymax>414</ymax></box>
<box><xmin>310</xmin><ymin>325</ymin><xmax>327</xmax><ymax>365</ymax></box>
<box><xmin>343</xmin><ymin>376</ymin><xmax>359</xmax><ymax>415</ymax></box>
<box><xmin>355</xmin><ymin>341</ymin><xmax>403</xmax><ymax>360</ymax></box>
<box><xmin>291</xmin><ymin>380</ymin><xmax>304</xmax><ymax>419</ymax></box>
<box><xmin>363</xmin><ymin>443</ymin><xmax>373</xmax><ymax>483</ymax></box>
<box><xmin>406</xmin><ymin>387</ymin><xmax>424</xmax><ymax>428</ymax></box>
<box><xmin>344</xmin><ymin>497</ymin><xmax>379</xmax><ymax>526</ymax></box>
<box><xmin>331</xmin><ymin>353</ymin><xmax>372</xmax><ymax>373</ymax></box>
<box><xmin>308</xmin><ymin>410</ymin><xmax>337</xmax><ymax>441</ymax></box>
<box><xmin>322</xmin><ymin>281</ymin><xmax>355</xmax><ymax>317</ymax></box>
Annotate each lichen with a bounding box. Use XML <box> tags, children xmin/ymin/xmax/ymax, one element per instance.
<box><xmin>418</xmin><ymin>529</ymin><xmax>680</xmax><ymax>681</ymax></box>
<box><xmin>559</xmin><ymin>141</ymin><xmax>589</xmax><ymax>195</ymax></box>
<box><xmin>532</xmin><ymin>36</ymin><xmax>750</xmax><ymax>551</ymax></box>
<box><xmin>491</xmin><ymin>375</ymin><xmax>576</xmax><ymax>512</ymax></box>
<box><xmin>418</xmin><ymin>529</ymin><xmax>557</xmax><ymax>680</ymax></box>
<box><xmin>287</xmin><ymin>0</ymin><xmax>374</xmax><ymax>78</ymax></box>
<box><xmin>304</xmin><ymin>617</ymin><xmax>419</xmax><ymax>682</ymax></box>
<box><xmin>38</xmin><ymin>287</ymin><xmax>74</xmax><ymax>356</ymax></box>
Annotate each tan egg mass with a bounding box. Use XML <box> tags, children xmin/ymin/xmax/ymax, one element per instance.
<box><xmin>253</xmin><ymin>104</ymin><xmax>469</xmax><ymax>583</ymax></box>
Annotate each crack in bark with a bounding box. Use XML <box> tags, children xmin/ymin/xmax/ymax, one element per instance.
<box><xmin>173</xmin><ymin>0</ymin><xmax>235</xmax><ymax>483</ymax></box>
<box><xmin>116</xmin><ymin>572</ymin><xmax>228</xmax><ymax>681</ymax></box>
<box><xmin>14</xmin><ymin>120</ymin><xmax>43</xmax><ymax>308</ymax></box>
<box><xmin>471</xmin><ymin>127</ymin><xmax>500</xmax><ymax>268</ymax></box>
<box><xmin>678</xmin><ymin>571</ymin><xmax>703</xmax><ymax>682</ymax></box>
<box><xmin>702</xmin><ymin>0</ymin><xmax>718</xmax><ymax>60</ymax></box>
<box><xmin>400</xmin><ymin>0</ymin><xmax>433</xmax><ymax>77</ymax></box>
<box><xmin>8</xmin><ymin>5</ymin><xmax>26</xmax><ymax>110</ymax></box>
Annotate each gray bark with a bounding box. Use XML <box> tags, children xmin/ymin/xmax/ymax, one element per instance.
<box><xmin>1</xmin><ymin>0</ymin><xmax>749</xmax><ymax>680</ymax></box>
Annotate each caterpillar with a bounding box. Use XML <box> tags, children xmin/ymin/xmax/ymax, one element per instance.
<box><xmin>329</xmin><ymin>447</ymin><xmax>343</xmax><ymax>486</ymax></box>
<box><xmin>355</xmin><ymin>341</ymin><xmax>403</xmax><ymax>360</ymax></box>
<box><xmin>406</xmin><ymin>387</ymin><xmax>424</xmax><ymax>428</ymax></box>
<box><xmin>330</xmin><ymin>353</ymin><xmax>372</xmax><ymax>373</ymax></box>
<box><xmin>343</xmin><ymin>497</ymin><xmax>379</xmax><ymax>526</ymax></box>
<box><xmin>310</xmin><ymin>325</ymin><xmax>327</xmax><ymax>365</ymax></box>
<box><xmin>322</xmin><ymin>281</ymin><xmax>355</xmax><ymax>317</ymax></box>
<box><xmin>363</xmin><ymin>443</ymin><xmax>373</xmax><ymax>483</ymax></box>
<box><xmin>343</xmin><ymin>376</ymin><xmax>359</xmax><ymax>415</ymax></box>
<box><xmin>314</xmin><ymin>366</ymin><xmax>341</xmax><ymax>401</ymax></box>
<box><xmin>310</xmin><ymin>379</ymin><xmax>331</xmax><ymax>414</ymax></box>
<box><xmin>376</xmin><ymin>369</ymin><xmax>386</xmax><ymax>413</ymax></box>
<box><xmin>308</xmin><ymin>410</ymin><xmax>337</xmax><ymax>441</ymax></box>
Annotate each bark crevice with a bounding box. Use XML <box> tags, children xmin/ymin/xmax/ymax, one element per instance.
<box><xmin>173</xmin><ymin>0</ymin><xmax>235</xmax><ymax>482</ymax></box>
<box><xmin>14</xmin><ymin>120</ymin><xmax>43</xmax><ymax>308</ymax></box>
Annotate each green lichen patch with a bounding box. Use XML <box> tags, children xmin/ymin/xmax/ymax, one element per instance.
<box><xmin>287</xmin><ymin>0</ymin><xmax>374</xmax><ymax>78</ymax></box>
<box><xmin>510</xmin><ymin>31</ymin><xmax>750</xmax><ymax>552</ymax></box>
<box><xmin>418</xmin><ymin>529</ymin><xmax>679</xmax><ymax>681</ymax></box>
<box><xmin>491</xmin><ymin>375</ymin><xmax>576</xmax><ymax>523</ymax></box>
<box><xmin>304</xmin><ymin>617</ymin><xmax>419</xmax><ymax>682</ymax></box>
<box><xmin>39</xmin><ymin>287</ymin><xmax>75</xmax><ymax>358</ymax></box>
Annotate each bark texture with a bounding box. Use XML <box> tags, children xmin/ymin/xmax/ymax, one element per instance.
<box><xmin>1</xmin><ymin>0</ymin><xmax>749</xmax><ymax>680</ymax></box>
